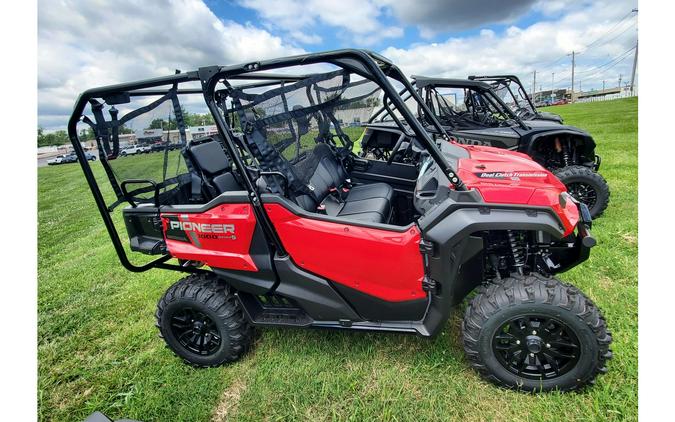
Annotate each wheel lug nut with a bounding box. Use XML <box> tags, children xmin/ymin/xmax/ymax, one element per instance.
<box><xmin>530</xmin><ymin>353</ymin><xmax>535</xmax><ymax>357</ymax></box>
<box><xmin>546</xmin><ymin>343</ymin><xmax>551</xmax><ymax>348</ymax></box>
<box><xmin>516</xmin><ymin>340</ymin><xmax>521</xmax><ymax>345</ymax></box>
<box><xmin>532</xmin><ymin>330</ymin><xmax>537</xmax><ymax>335</ymax></box>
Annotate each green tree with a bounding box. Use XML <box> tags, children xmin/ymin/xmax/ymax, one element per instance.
<box><xmin>148</xmin><ymin>118</ymin><xmax>165</xmax><ymax>129</ymax></box>
<box><xmin>37</xmin><ymin>130</ymin><xmax>69</xmax><ymax>147</ymax></box>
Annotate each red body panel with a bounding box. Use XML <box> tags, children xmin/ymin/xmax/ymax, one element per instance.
<box><xmin>454</xmin><ymin>144</ymin><xmax>580</xmax><ymax>235</ymax></box>
<box><xmin>161</xmin><ymin>203</ymin><xmax>258</xmax><ymax>271</ymax></box>
<box><xmin>265</xmin><ymin>204</ymin><xmax>426</xmax><ymax>302</ymax></box>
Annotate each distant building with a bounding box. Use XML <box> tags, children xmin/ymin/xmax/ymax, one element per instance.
<box><xmin>135</xmin><ymin>129</ymin><xmax>163</xmax><ymax>145</ymax></box>
<box><xmin>118</xmin><ymin>133</ymin><xmax>137</xmax><ymax>148</ymax></box>
<box><xmin>334</xmin><ymin>108</ymin><xmax>374</xmax><ymax>127</ymax></box>
<box><xmin>189</xmin><ymin>125</ymin><xmax>219</xmax><ymax>141</ymax></box>
<box><xmin>532</xmin><ymin>89</ymin><xmax>569</xmax><ymax>106</ymax></box>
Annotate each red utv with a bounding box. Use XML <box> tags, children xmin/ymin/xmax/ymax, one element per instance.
<box><xmin>67</xmin><ymin>49</ymin><xmax>610</xmax><ymax>392</ymax></box>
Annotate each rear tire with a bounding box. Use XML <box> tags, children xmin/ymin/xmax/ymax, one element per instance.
<box><xmin>462</xmin><ymin>274</ymin><xmax>612</xmax><ymax>392</ymax></box>
<box><xmin>156</xmin><ymin>273</ymin><xmax>253</xmax><ymax>367</ymax></box>
<box><xmin>554</xmin><ymin>165</ymin><xmax>609</xmax><ymax>218</ymax></box>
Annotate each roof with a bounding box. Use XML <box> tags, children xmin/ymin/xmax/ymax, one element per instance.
<box><xmin>77</xmin><ymin>49</ymin><xmax>396</xmax><ymax>99</ymax></box>
<box><xmin>411</xmin><ymin>75</ymin><xmax>492</xmax><ymax>90</ymax></box>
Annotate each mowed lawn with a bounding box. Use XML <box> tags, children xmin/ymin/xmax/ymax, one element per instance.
<box><xmin>38</xmin><ymin>97</ymin><xmax>637</xmax><ymax>421</ymax></box>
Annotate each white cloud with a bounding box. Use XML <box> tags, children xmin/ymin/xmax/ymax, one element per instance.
<box><xmin>381</xmin><ymin>0</ymin><xmax>638</xmax><ymax>93</ymax></box>
<box><xmin>38</xmin><ymin>0</ymin><xmax>304</xmax><ymax>129</ymax></box>
<box><xmin>238</xmin><ymin>0</ymin><xmax>404</xmax><ymax>46</ymax></box>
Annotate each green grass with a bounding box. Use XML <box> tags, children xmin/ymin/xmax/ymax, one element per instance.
<box><xmin>38</xmin><ymin>97</ymin><xmax>637</xmax><ymax>421</ymax></box>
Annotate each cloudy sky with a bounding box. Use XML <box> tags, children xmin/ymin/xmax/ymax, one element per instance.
<box><xmin>38</xmin><ymin>0</ymin><xmax>638</xmax><ymax>130</ymax></box>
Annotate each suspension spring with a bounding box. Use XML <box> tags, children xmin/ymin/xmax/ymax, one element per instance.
<box><xmin>561</xmin><ymin>141</ymin><xmax>571</xmax><ymax>167</ymax></box>
<box><xmin>507</xmin><ymin>230</ymin><xmax>526</xmax><ymax>275</ymax></box>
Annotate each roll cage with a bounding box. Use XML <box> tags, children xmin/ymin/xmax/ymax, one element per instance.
<box><xmin>67</xmin><ymin>49</ymin><xmax>465</xmax><ymax>273</ymax></box>
<box><xmin>468</xmin><ymin>75</ymin><xmax>538</xmax><ymax>114</ymax></box>
<box><xmin>369</xmin><ymin>76</ymin><xmax>529</xmax><ymax>131</ymax></box>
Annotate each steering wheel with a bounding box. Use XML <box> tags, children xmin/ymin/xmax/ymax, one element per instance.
<box><xmin>387</xmin><ymin>133</ymin><xmax>407</xmax><ymax>165</ymax></box>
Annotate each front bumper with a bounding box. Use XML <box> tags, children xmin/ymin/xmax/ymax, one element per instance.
<box><xmin>549</xmin><ymin>202</ymin><xmax>596</xmax><ymax>273</ymax></box>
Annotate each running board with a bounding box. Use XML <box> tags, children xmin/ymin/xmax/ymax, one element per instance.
<box><xmin>236</xmin><ymin>292</ymin><xmax>430</xmax><ymax>335</ymax></box>
<box><xmin>310</xmin><ymin>320</ymin><xmax>430</xmax><ymax>336</ymax></box>
<box><xmin>236</xmin><ymin>292</ymin><xmax>313</xmax><ymax>327</ymax></box>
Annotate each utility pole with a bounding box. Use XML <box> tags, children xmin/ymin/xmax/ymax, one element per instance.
<box><xmin>532</xmin><ymin>70</ymin><xmax>537</xmax><ymax>100</ymax></box>
<box><xmin>618</xmin><ymin>74</ymin><xmax>623</xmax><ymax>89</ymax></box>
<box><xmin>568</xmin><ymin>51</ymin><xmax>578</xmax><ymax>102</ymax></box>
<box><xmin>552</xmin><ymin>72</ymin><xmax>555</xmax><ymax>90</ymax></box>
<box><xmin>602</xmin><ymin>80</ymin><xmax>606</xmax><ymax>91</ymax></box>
<box><xmin>630</xmin><ymin>41</ymin><xmax>638</xmax><ymax>95</ymax></box>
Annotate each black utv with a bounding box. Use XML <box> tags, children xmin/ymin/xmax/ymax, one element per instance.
<box><xmin>469</xmin><ymin>74</ymin><xmax>564</xmax><ymax>124</ymax></box>
<box><xmin>363</xmin><ymin>76</ymin><xmax>610</xmax><ymax>218</ymax></box>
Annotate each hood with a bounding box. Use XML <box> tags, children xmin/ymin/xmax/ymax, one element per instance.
<box><xmin>447</xmin><ymin>143</ymin><xmax>579</xmax><ymax>232</ymax></box>
<box><xmin>534</xmin><ymin>111</ymin><xmax>564</xmax><ymax>124</ymax></box>
<box><xmin>521</xmin><ymin>119</ymin><xmax>588</xmax><ymax>134</ymax></box>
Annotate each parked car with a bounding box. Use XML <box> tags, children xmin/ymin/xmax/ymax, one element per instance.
<box><xmin>119</xmin><ymin>145</ymin><xmax>150</xmax><ymax>156</ymax></box>
<box><xmin>150</xmin><ymin>142</ymin><xmax>168</xmax><ymax>152</ymax></box>
<box><xmin>47</xmin><ymin>152</ymin><xmax>96</xmax><ymax>165</ymax></box>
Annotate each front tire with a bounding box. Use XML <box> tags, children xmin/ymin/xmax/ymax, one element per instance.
<box><xmin>554</xmin><ymin>165</ymin><xmax>610</xmax><ymax>218</ymax></box>
<box><xmin>156</xmin><ymin>273</ymin><xmax>253</xmax><ymax>367</ymax></box>
<box><xmin>462</xmin><ymin>274</ymin><xmax>612</xmax><ymax>392</ymax></box>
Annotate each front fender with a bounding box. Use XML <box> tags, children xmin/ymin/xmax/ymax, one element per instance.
<box><xmin>525</xmin><ymin>129</ymin><xmax>597</xmax><ymax>160</ymax></box>
<box><xmin>417</xmin><ymin>193</ymin><xmax>568</xmax><ymax>336</ymax></box>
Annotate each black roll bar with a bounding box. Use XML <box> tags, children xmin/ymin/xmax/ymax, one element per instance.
<box><xmin>67</xmin><ymin>49</ymin><xmax>468</xmax><ymax>273</ymax></box>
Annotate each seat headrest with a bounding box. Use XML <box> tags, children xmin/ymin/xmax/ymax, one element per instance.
<box><xmin>189</xmin><ymin>139</ymin><xmax>230</xmax><ymax>174</ymax></box>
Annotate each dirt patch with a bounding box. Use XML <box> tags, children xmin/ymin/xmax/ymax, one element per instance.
<box><xmin>597</xmin><ymin>276</ymin><xmax>614</xmax><ymax>289</ymax></box>
<box><xmin>211</xmin><ymin>378</ymin><xmax>247</xmax><ymax>422</ymax></box>
<box><xmin>620</xmin><ymin>232</ymin><xmax>637</xmax><ymax>245</ymax></box>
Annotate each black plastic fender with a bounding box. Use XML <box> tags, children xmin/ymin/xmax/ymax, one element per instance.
<box><xmin>417</xmin><ymin>191</ymin><xmax>567</xmax><ymax>336</ymax></box>
<box><xmin>523</xmin><ymin>128</ymin><xmax>596</xmax><ymax>162</ymax></box>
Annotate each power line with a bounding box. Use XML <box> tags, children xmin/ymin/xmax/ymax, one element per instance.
<box><xmin>532</xmin><ymin>8</ymin><xmax>637</xmax><ymax>75</ymax></box>
<box><xmin>583</xmin><ymin>10</ymin><xmax>637</xmax><ymax>51</ymax></box>
<box><xmin>583</xmin><ymin>22</ymin><xmax>637</xmax><ymax>55</ymax></box>
<box><xmin>575</xmin><ymin>45</ymin><xmax>636</xmax><ymax>76</ymax></box>
<box><xmin>577</xmin><ymin>49</ymin><xmax>635</xmax><ymax>86</ymax></box>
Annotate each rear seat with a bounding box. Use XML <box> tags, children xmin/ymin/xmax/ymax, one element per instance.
<box><xmin>185</xmin><ymin>138</ymin><xmax>242</xmax><ymax>198</ymax></box>
<box><xmin>294</xmin><ymin>143</ymin><xmax>394</xmax><ymax>223</ymax></box>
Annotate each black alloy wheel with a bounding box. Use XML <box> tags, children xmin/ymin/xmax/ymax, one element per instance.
<box><xmin>169</xmin><ymin>307</ymin><xmax>222</xmax><ymax>356</ymax></box>
<box><xmin>492</xmin><ymin>314</ymin><xmax>581</xmax><ymax>380</ymax></box>
<box><xmin>566</xmin><ymin>182</ymin><xmax>598</xmax><ymax>211</ymax></box>
<box><xmin>156</xmin><ymin>273</ymin><xmax>253</xmax><ymax>367</ymax></box>
<box><xmin>553</xmin><ymin>165</ymin><xmax>610</xmax><ymax>218</ymax></box>
<box><xmin>462</xmin><ymin>274</ymin><xmax>612</xmax><ymax>391</ymax></box>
